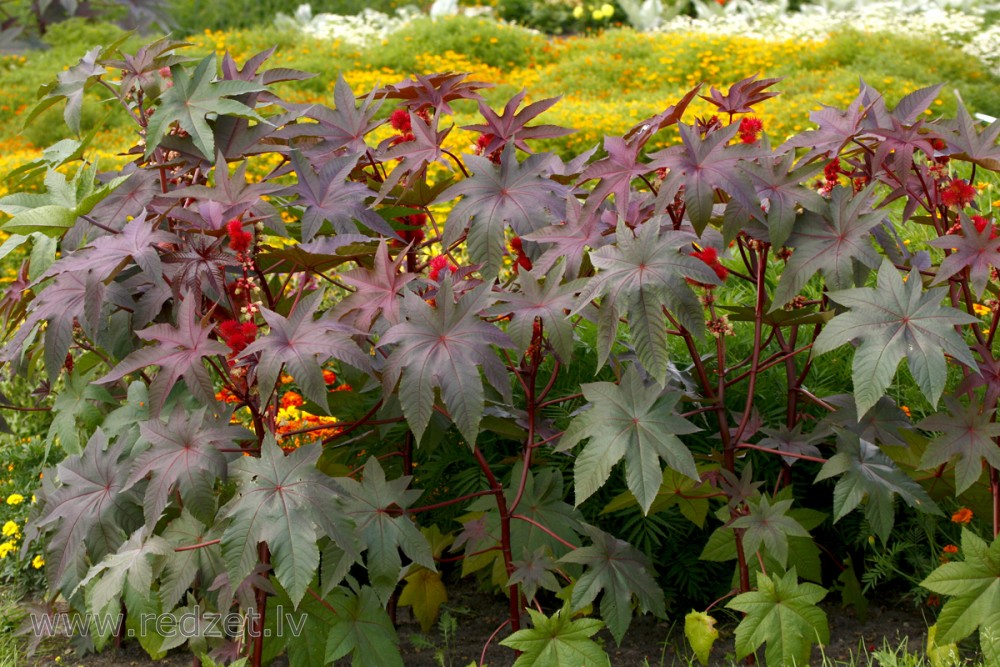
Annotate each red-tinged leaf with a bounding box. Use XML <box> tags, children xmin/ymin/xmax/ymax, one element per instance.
<box><xmin>221</xmin><ymin>440</ymin><xmax>356</xmax><ymax>608</ymax></box>
<box><xmin>31</xmin><ymin>431</ymin><xmax>140</xmax><ymax>594</ymax></box>
<box><xmin>772</xmin><ymin>185</ymin><xmax>884</xmax><ymax>308</ymax></box>
<box><xmin>622</xmin><ymin>85</ymin><xmax>702</xmax><ymax>150</ymax></box>
<box><xmin>374</xmin><ymin>72</ymin><xmax>493</xmax><ymax>116</ymax></box>
<box><xmin>239</xmin><ymin>291</ymin><xmax>372</xmax><ymax>409</ymax></box>
<box><xmin>126</xmin><ymin>406</ymin><xmax>248</xmax><ymax>525</ymax></box>
<box><xmin>928</xmin><ymin>212</ymin><xmax>1000</xmax><ymax>298</ymax></box>
<box><xmin>379</xmin><ymin>279</ymin><xmax>513</xmax><ymax>445</ymax></box>
<box><xmin>738</xmin><ymin>151</ymin><xmax>825</xmax><ymax>248</ymax></box>
<box><xmin>440</xmin><ymin>144</ymin><xmax>567</xmax><ymax>276</ymax></box>
<box><xmin>278</xmin><ymin>75</ymin><xmax>383</xmax><ymax>155</ymax></box>
<box><xmin>102</xmin><ymin>37</ymin><xmax>193</xmax><ymax>104</ymax></box>
<box><xmin>523</xmin><ymin>195</ymin><xmax>613</xmax><ymax>279</ymax></box>
<box><xmin>956</xmin><ymin>344</ymin><xmax>1000</xmax><ymax>409</ymax></box>
<box><xmin>378</xmin><ymin>112</ymin><xmax>453</xmax><ymax>197</ymax></box>
<box><xmin>96</xmin><ymin>296</ymin><xmax>230</xmax><ymax>415</ymax></box>
<box><xmin>280</xmin><ymin>150</ymin><xmax>392</xmax><ymax>241</ymax></box>
<box><xmin>44</xmin><ymin>214</ymin><xmax>176</xmax><ymax>280</ymax></box>
<box><xmin>462</xmin><ymin>89</ymin><xmax>573</xmax><ymax>155</ymax></box>
<box><xmin>334</xmin><ymin>239</ymin><xmax>416</xmax><ymax>331</ymax></box>
<box><xmin>700</xmin><ymin>74</ymin><xmax>782</xmax><ymax>116</ymax></box>
<box><xmin>579</xmin><ymin>135</ymin><xmax>667</xmax><ymax>215</ymax></box>
<box><xmin>940</xmin><ymin>102</ymin><xmax>1000</xmax><ymax>171</ymax></box>
<box><xmin>779</xmin><ymin>91</ymin><xmax>865</xmax><ymax>161</ymax></box>
<box><xmin>918</xmin><ymin>398</ymin><xmax>1000</xmax><ymax>494</ymax></box>
<box><xmin>758</xmin><ymin>423</ymin><xmax>826</xmax><ymax>467</ymax></box>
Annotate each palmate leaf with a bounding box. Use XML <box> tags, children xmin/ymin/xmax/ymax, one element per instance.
<box><xmin>398</xmin><ymin>566</ymin><xmax>447</xmax><ymax>633</ymax></box>
<box><xmin>738</xmin><ymin>151</ymin><xmax>825</xmax><ymax>248</ymax></box>
<box><xmin>97</xmin><ymin>296</ymin><xmax>230</xmax><ymax>415</ymax></box>
<box><xmin>486</xmin><ymin>262</ymin><xmax>584</xmax><ymax>363</ymax></box>
<box><xmin>779</xmin><ymin>91</ymin><xmax>865</xmax><ymax>162</ymax></box>
<box><xmin>700</xmin><ymin>74</ymin><xmax>782</xmax><ymax>116</ymax></box>
<box><xmin>440</xmin><ymin>145</ymin><xmax>567</xmax><ymax>277</ymax></box>
<box><xmin>559</xmin><ymin>525</ymin><xmax>665</xmax><ymax>644</ymax></box>
<box><xmin>144</xmin><ymin>55</ymin><xmax>266</xmax><ymax>159</ymax></box>
<box><xmin>24</xmin><ymin>46</ymin><xmax>107</xmax><ymax>135</ymax></box>
<box><xmin>379</xmin><ymin>279</ymin><xmax>513</xmax><ymax>445</ymax></box>
<box><xmin>559</xmin><ymin>364</ymin><xmax>700</xmax><ymax>513</ymax></box>
<box><xmin>462</xmin><ymin>89</ymin><xmax>573</xmax><ymax>155</ymax></box>
<box><xmin>324</xmin><ymin>586</ymin><xmax>404</xmax><ymax>667</ymax></box>
<box><xmin>336</xmin><ymin>456</ymin><xmax>435</xmax><ymax>605</ymax></box>
<box><xmin>126</xmin><ymin>406</ymin><xmax>247</xmax><ymax>525</ymax></box>
<box><xmin>772</xmin><ymin>185</ymin><xmax>884</xmax><ymax>308</ymax></box>
<box><xmin>940</xmin><ymin>102</ymin><xmax>1000</xmax><ymax>171</ymax></box>
<box><xmin>239</xmin><ymin>291</ymin><xmax>371</xmax><ymax>409</ymax></box>
<box><xmin>509</xmin><ymin>547</ymin><xmax>561</xmax><ymax>604</ymax></box>
<box><xmin>730</xmin><ymin>495</ymin><xmax>810</xmax><ymax>568</ymax></box>
<box><xmin>334</xmin><ymin>239</ymin><xmax>416</xmax><ymax>331</ymax></box>
<box><xmin>159</xmin><ymin>510</ymin><xmax>223</xmax><ymax>610</ymax></box>
<box><xmin>575</xmin><ymin>220</ymin><xmax>719</xmax><ymax>382</ymax></box>
<box><xmin>758</xmin><ymin>423</ymin><xmax>826</xmax><ymax>467</ymax></box>
<box><xmin>602</xmin><ymin>466</ymin><xmax>715</xmax><ymax>527</ymax></box>
<box><xmin>77</xmin><ymin>528</ymin><xmax>171</xmax><ymax>616</ymax></box>
<box><xmin>815</xmin><ymin>432</ymin><xmax>939</xmax><ymax>543</ymax></box>
<box><xmin>280</xmin><ymin>75</ymin><xmax>382</xmax><ymax>155</ymax></box>
<box><xmin>31</xmin><ymin>430</ymin><xmax>140</xmax><ymax>594</ymax></box>
<box><xmin>578</xmin><ymin>135</ymin><xmax>667</xmax><ymax>214</ymax></box>
<box><xmin>918</xmin><ymin>398</ymin><xmax>1000</xmax><ymax>495</ymax></box>
<box><xmin>727</xmin><ymin>568</ymin><xmax>829</xmax><ymax>667</ymax></box>
<box><xmin>922</xmin><ymin>528</ymin><xmax>1000</xmax><ymax>662</ymax></box>
<box><xmin>524</xmin><ymin>195</ymin><xmax>612</xmax><ymax>279</ymax></box>
<box><xmin>375</xmin><ymin>72</ymin><xmax>492</xmax><ymax>116</ymax></box>
<box><xmin>220</xmin><ymin>440</ymin><xmax>354</xmax><ymax>608</ymax></box>
<box><xmin>928</xmin><ymin>212</ymin><xmax>1000</xmax><ymax>298</ymax></box>
<box><xmin>500</xmin><ymin>608</ymin><xmax>610</xmax><ymax>667</ymax></box>
<box><xmin>281</xmin><ymin>150</ymin><xmax>392</xmax><ymax>241</ymax></box>
<box><xmin>813</xmin><ymin>259</ymin><xmax>977</xmax><ymax>417</ymax></box>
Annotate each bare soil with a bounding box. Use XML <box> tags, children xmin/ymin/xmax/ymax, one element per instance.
<box><xmin>20</xmin><ymin>582</ymin><xmax>934</xmax><ymax>667</ymax></box>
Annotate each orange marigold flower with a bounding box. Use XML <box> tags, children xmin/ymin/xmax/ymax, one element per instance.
<box><xmin>280</xmin><ymin>391</ymin><xmax>304</xmax><ymax>408</ymax></box>
<box><xmin>952</xmin><ymin>507</ymin><xmax>974</xmax><ymax>524</ymax></box>
<box><xmin>279</xmin><ymin>373</ymin><xmax>294</xmax><ymax>385</ymax></box>
<box><xmin>943</xmin><ymin>544</ymin><xmax>959</xmax><ymax>554</ymax></box>
<box><xmin>899</xmin><ymin>405</ymin><xmax>911</xmax><ymax>418</ymax></box>
<box><xmin>323</xmin><ymin>369</ymin><xmax>337</xmax><ymax>385</ymax></box>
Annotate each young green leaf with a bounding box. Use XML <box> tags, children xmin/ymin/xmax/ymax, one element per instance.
<box><xmin>728</xmin><ymin>568</ymin><xmax>829</xmax><ymax>667</ymax></box>
<box><xmin>731</xmin><ymin>495</ymin><xmax>811</xmax><ymax>568</ymax></box>
<box><xmin>500</xmin><ymin>607</ymin><xmax>611</xmax><ymax>667</ymax></box>
<box><xmin>922</xmin><ymin>528</ymin><xmax>1000</xmax><ymax>664</ymax></box>
<box><xmin>684</xmin><ymin>610</ymin><xmax>719</xmax><ymax>665</ymax></box>
<box><xmin>324</xmin><ymin>586</ymin><xmax>404</xmax><ymax>667</ymax></box>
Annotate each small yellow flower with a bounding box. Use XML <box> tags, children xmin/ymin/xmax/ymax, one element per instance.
<box><xmin>601</xmin><ymin>3</ymin><xmax>614</xmax><ymax>16</ymax></box>
<box><xmin>591</xmin><ymin>9</ymin><xmax>602</xmax><ymax>20</ymax></box>
<box><xmin>6</xmin><ymin>493</ymin><xmax>23</xmax><ymax>505</ymax></box>
<box><xmin>0</xmin><ymin>541</ymin><xmax>14</xmax><ymax>558</ymax></box>
<box><xmin>573</xmin><ymin>5</ymin><xmax>584</xmax><ymax>18</ymax></box>
<box><xmin>6</xmin><ymin>464</ymin><xmax>11</xmax><ymax>472</ymax></box>
<box><xmin>31</xmin><ymin>554</ymin><xmax>44</xmax><ymax>569</ymax></box>
<box><xmin>1</xmin><ymin>520</ymin><xmax>18</xmax><ymax>537</ymax></box>
<box><xmin>973</xmin><ymin>303</ymin><xmax>992</xmax><ymax>317</ymax></box>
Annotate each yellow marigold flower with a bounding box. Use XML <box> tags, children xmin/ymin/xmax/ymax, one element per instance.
<box><xmin>591</xmin><ymin>9</ymin><xmax>602</xmax><ymax>20</ymax></box>
<box><xmin>0</xmin><ymin>541</ymin><xmax>14</xmax><ymax>558</ymax></box>
<box><xmin>952</xmin><ymin>507</ymin><xmax>974</xmax><ymax>524</ymax></box>
<box><xmin>1</xmin><ymin>520</ymin><xmax>18</xmax><ymax>537</ymax></box>
<box><xmin>973</xmin><ymin>303</ymin><xmax>992</xmax><ymax>316</ymax></box>
<box><xmin>601</xmin><ymin>3</ymin><xmax>614</xmax><ymax>16</ymax></box>
<box><xmin>6</xmin><ymin>493</ymin><xmax>23</xmax><ymax>505</ymax></box>
<box><xmin>31</xmin><ymin>554</ymin><xmax>44</xmax><ymax>569</ymax></box>
<box><xmin>573</xmin><ymin>5</ymin><xmax>584</xmax><ymax>18</ymax></box>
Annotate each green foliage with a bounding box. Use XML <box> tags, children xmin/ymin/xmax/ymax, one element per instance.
<box><xmin>499</xmin><ymin>607</ymin><xmax>611</xmax><ymax>667</ymax></box>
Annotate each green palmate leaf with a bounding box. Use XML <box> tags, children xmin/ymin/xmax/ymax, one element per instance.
<box><xmin>922</xmin><ymin>528</ymin><xmax>1000</xmax><ymax>660</ymax></box>
<box><xmin>918</xmin><ymin>399</ymin><xmax>1000</xmax><ymax>495</ymax></box>
<box><xmin>240</xmin><ymin>291</ymin><xmax>371</xmax><ymax>409</ymax></box>
<box><xmin>772</xmin><ymin>185</ymin><xmax>884</xmax><ymax>308</ymax></box>
<box><xmin>815</xmin><ymin>432</ymin><xmax>939</xmax><ymax>543</ymax></box>
<box><xmin>398</xmin><ymin>567</ymin><xmax>447</xmax><ymax>633</ymax></box>
<box><xmin>575</xmin><ymin>220</ymin><xmax>719</xmax><ymax>382</ymax></box>
<box><xmin>25</xmin><ymin>45</ymin><xmax>108</xmax><ymax>135</ymax></box>
<box><xmin>728</xmin><ymin>569</ymin><xmax>829</xmax><ymax>666</ymax></box>
<box><xmin>559</xmin><ymin>525</ymin><xmax>665</xmax><ymax>644</ymax></box>
<box><xmin>738</xmin><ymin>151</ymin><xmax>825</xmax><ymax>248</ymax></box>
<box><xmin>730</xmin><ymin>495</ymin><xmax>810</xmax><ymax>568</ymax></box>
<box><xmin>159</xmin><ymin>510</ymin><xmax>223</xmax><ymax>610</ymax></box>
<box><xmin>144</xmin><ymin>55</ymin><xmax>267</xmax><ymax>158</ymax></box>
<box><xmin>325</xmin><ymin>586</ymin><xmax>404</xmax><ymax>667</ymax></box>
<box><xmin>812</xmin><ymin>259</ymin><xmax>977</xmax><ymax>417</ymax></box>
<box><xmin>440</xmin><ymin>144</ymin><xmax>567</xmax><ymax>277</ymax></box>
<box><xmin>77</xmin><ymin>528</ymin><xmax>171</xmax><ymax>616</ymax></box>
<box><xmin>379</xmin><ymin>279</ymin><xmax>513</xmax><ymax>445</ymax></box>
<box><xmin>500</xmin><ymin>608</ymin><xmax>610</xmax><ymax>667</ymax></box>
<box><xmin>684</xmin><ymin>610</ymin><xmax>719</xmax><ymax>665</ymax></box>
<box><xmin>220</xmin><ymin>440</ymin><xmax>355</xmax><ymax>608</ymax></box>
<box><xmin>336</xmin><ymin>456</ymin><xmax>435</xmax><ymax>605</ymax></box>
<box><xmin>560</xmin><ymin>364</ymin><xmax>700</xmax><ymax>513</ymax></box>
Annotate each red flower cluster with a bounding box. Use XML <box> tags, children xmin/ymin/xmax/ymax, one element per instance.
<box><xmin>690</xmin><ymin>246</ymin><xmax>729</xmax><ymax>282</ymax></box>
<box><xmin>972</xmin><ymin>215</ymin><xmax>999</xmax><ymax>239</ymax></box>
<box><xmin>227</xmin><ymin>219</ymin><xmax>253</xmax><ymax>253</ymax></box>
<box><xmin>323</xmin><ymin>369</ymin><xmax>337</xmax><ymax>385</ymax></box>
<box><xmin>510</xmin><ymin>236</ymin><xmax>532</xmax><ymax>273</ymax></box>
<box><xmin>390</xmin><ymin>108</ymin><xmax>411</xmax><ymax>133</ymax></box>
<box><xmin>738</xmin><ymin>116</ymin><xmax>763</xmax><ymax>144</ymax></box>
<box><xmin>429</xmin><ymin>255</ymin><xmax>458</xmax><ymax>281</ymax></box>
<box><xmin>392</xmin><ymin>213</ymin><xmax>426</xmax><ymax>248</ymax></box>
<box><xmin>941</xmin><ymin>178</ymin><xmax>977</xmax><ymax>208</ymax></box>
<box><xmin>218</xmin><ymin>319</ymin><xmax>258</xmax><ymax>353</ymax></box>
